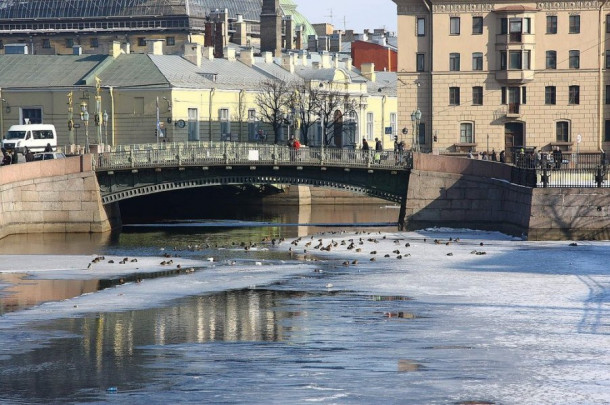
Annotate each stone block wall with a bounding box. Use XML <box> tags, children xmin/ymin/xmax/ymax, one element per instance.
<box><xmin>408</xmin><ymin>153</ymin><xmax>610</xmax><ymax>240</ymax></box>
<box><xmin>0</xmin><ymin>156</ymin><xmax>119</xmax><ymax>239</ymax></box>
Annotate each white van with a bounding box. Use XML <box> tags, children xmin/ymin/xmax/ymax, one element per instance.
<box><xmin>2</xmin><ymin>124</ymin><xmax>57</xmax><ymax>153</ymax></box>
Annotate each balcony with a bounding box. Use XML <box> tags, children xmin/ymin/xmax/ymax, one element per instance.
<box><xmin>495</xmin><ymin>33</ymin><xmax>535</xmax><ymax>48</ymax></box>
<box><xmin>495</xmin><ymin>69</ymin><xmax>535</xmax><ymax>84</ymax></box>
<box><xmin>507</xmin><ymin>103</ymin><xmax>521</xmax><ymax>117</ymax></box>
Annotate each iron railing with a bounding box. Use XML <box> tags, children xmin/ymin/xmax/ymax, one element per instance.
<box><xmin>93</xmin><ymin>142</ymin><xmax>414</xmax><ymax>172</ymax></box>
<box><xmin>511</xmin><ymin>151</ymin><xmax>609</xmax><ymax>187</ymax></box>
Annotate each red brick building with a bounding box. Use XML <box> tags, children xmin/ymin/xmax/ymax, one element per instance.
<box><xmin>351</xmin><ymin>40</ymin><xmax>397</xmax><ymax>72</ymax></box>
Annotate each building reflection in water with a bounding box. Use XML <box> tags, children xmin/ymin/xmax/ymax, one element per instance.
<box><xmin>0</xmin><ymin>289</ymin><xmax>309</xmax><ymax>401</ymax></box>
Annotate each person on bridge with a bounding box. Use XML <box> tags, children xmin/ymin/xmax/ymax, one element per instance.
<box><xmin>375</xmin><ymin>138</ymin><xmax>383</xmax><ymax>152</ymax></box>
<box><xmin>24</xmin><ymin>147</ymin><xmax>34</xmax><ymax>162</ymax></box>
<box><xmin>362</xmin><ymin>138</ymin><xmax>369</xmax><ymax>151</ymax></box>
<box><xmin>553</xmin><ymin>147</ymin><xmax>563</xmax><ymax>170</ymax></box>
<box><xmin>44</xmin><ymin>143</ymin><xmax>53</xmax><ymax>152</ymax></box>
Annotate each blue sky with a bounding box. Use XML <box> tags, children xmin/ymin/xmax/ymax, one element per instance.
<box><xmin>294</xmin><ymin>0</ymin><xmax>397</xmax><ymax>33</ymax></box>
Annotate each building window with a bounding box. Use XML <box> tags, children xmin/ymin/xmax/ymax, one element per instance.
<box><xmin>460</xmin><ymin>123</ymin><xmax>473</xmax><ymax>143</ymax></box>
<box><xmin>472</xmin><ymin>86</ymin><xmax>483</xmax><ymax>105</ymax></box>
<box><xmin>607</xmin><ymin>85</ymin><xmax>610</xmax><ymax>104</ymax></box>
<box><xmin>0</xmin><ymin>40</ymin><xmax>3</xmax><ymax>49</ymax></box>
<box><xmin>21</xmin><ymin>108</ymin><xmax>42</xmax><ymax>124</ymax></box>
<box><xmin>449</xmin><ymin>87</ymin><xmax>460</xmax><ymax>105</ymax></box>
<box><xmin>366</xmin><ymin>112</ymin><xmax>374</xmax><ymax>140</ymax></box>
<box><xmin>188</xmin><ymin>108</ymin><xmax>199</xmax><ymax>141</ymax></box>
<box><xmin>390</xmin><ymin>113</ymin><xmax>397</xmax><ymax>137</ymax></box>
<box><xmin>472</xmin><ymin>52</ymin><xmax>483</xmax><ymax>70</ymax></box>
<box><xmin>137</xmin><ymin>37</ymin><xmax>146</xmax><ymax>47</ymax></box>
<box><xmin>509</xmin><ymin>51</ymin><xmax>522</xmax><ymax>69</ymax></box>
<box><xmin>472</xmin><ymin>16</ymin><xmax>483</xmax><ymax>34</ymax></box>
<box><xmin>501</xmin><ymin>86</ymin><xmax>507</xmax><ymax>104</ymax></box>
<box><xmin>545</xmin><ymin>86</ymin><xmax>556</xmax><ymax>105</ymax></box>
<box><xmin>219</xmin><ymin>108</ymin><xmax>230</xmax><ymax>137</ymax></box>
<box><xmin>605</xmin><ymin>120</ymin><xmax>610</xmax><ymax>142</ymax></box>
<box><xmin>569</xmin><ymin>85</ymin><xmax>580</xmax><ymax>104</ymax></box>
<box><xmin>546</xmin><ymin>51</ymin><xmax>557</xmax><ymax>69</ymax></box>
<box><xmin>606</xmin><ymin>51</ymin><xmax>610</xmax><ymax>69</ymax></box>
<box><xmin>248</xmin><ymin>109</ymin><xmax>258</xmax><ymax>141</ymax></box>
<box><xmin>42</xmin><ymin>39</ymin><xmax>51</xmax><ymax>49</ymax></box>
<box><xmin>166</xmin><ymin>36</ymin><xmax>176</xmax><ymax>46</ymax></box>
<box><xmin>547</xmin><ymin>15</ymin><xmax>557</xmax><ymax>34</ymax></box>
<box><xmin>569</xmin><ymin>15</ymin><xmax>580</xmax><ymax>34</ymax></box>
<box><xmin>418</xmin><ymin>123</ymin><xmax>426</xmax><ymax>146</ymax></box>
<box><xmin>65</xmin><ymin>38</ymin><xmax>74</xmax><ymax>48</ymax></box>
<box><xmin>449</xmin><ymin>52</ymin><xmax>460</xmax><ymax>71</ymax></box>
<box><xmin>607</xmin><ymin>15</ymin><xmax>610</xmax><ymax>33</ymax></box>
<box><xmin>416</xmin><ymin>53</ymin><xmax>425</xmax><ymax>72</ymax></box>
<box><xmin>499</xmin><ymin>51</ymin><xmax>507</xmax><ymax>70</ymax></box>
<box><xmin>569</xmin><ymin>50</ymin><xmax>580</xmax><ymax>69</ymax></box>
<box><xmin>417</xmin><ymin>17</ymin><xmax>425</xmax><ymax>36</ymax></box>
<box><xmin>556</xmin><ymin>121</ymin><xmax>569</xmax><ymax>142</ymax></box>
<box><xmin>450</xmin><ymin>17</ymin><xmax>460</xmax><ymax>35</ymax></box>
<box><xmin>90</xmin><ymin>38</ymin><xmax>99</xmax><ymax>48</ymax></box>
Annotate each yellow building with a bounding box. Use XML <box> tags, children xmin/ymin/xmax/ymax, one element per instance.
<box><xmin>393</xmin><ymin>0</ymin><xmax>609</xmax><ymax>157</ymax></box>
<box><xmin>0</xmin><ymin>43</ymin><xmax>397</xmax><ymax>151</ymax></box>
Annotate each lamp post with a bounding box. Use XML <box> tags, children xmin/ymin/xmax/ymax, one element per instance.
<box><xmin>410</xmin><ymin>108</ymin><xmax>422</xmax><ymax>152</ymax></box>
<box><xmin>80</xmin><ymin>101</ymin><xmax>89</xmax><ymax>153</ymax></box>
<box><xmin>103</xmin><ymin>110</ymin><xmax>109</xmax><ymax>149</ymax></box>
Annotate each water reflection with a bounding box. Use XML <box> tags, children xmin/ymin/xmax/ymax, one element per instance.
<box><xmin>0</xmin><ymin>273</ymin><xmax>99</xmax><ymax>315</ymax></box>
<box><xmin>0</xmin><ymin>289</ymin><xmax>309</xmax><ymax>403</ymax></box>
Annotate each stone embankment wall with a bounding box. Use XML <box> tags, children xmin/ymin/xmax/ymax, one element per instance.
<box><xmin>0</xmin><ymin>156</ymin><xmax>119</xmax><ymax>239</ymax></box>
<box><xmin>407</xmin><ymin>154</ymin><xmax>610</xmax><ymax>240</ymax></box>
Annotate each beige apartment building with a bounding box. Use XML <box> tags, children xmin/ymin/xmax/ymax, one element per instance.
<box><xmin>393</xmin><ymin>0</ymin><xmax>610</xmax><ymax>157</ymax></box>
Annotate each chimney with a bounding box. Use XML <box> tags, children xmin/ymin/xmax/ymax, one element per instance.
<box><xmin>295</xmin><ymin>26</ymin><xmax>303</xmax><ymax>50</ymax></box>
<box><xmin>263</xmin><ymin>51</ymin><xmax>274</xmax><ymax>64</ymax></box>
<box><xmin>317</xmin><ymin>36</ymin><xmax>330</xmax><ymax>52</ymax></box>
<box><xmin>204</xmin><ymin>22</ymin><xmax>214</xmax><ymax>47</ymax></box>
<box><xmin>184</xmin><ymin>43</ymin><xmax>202</xmax><ymax>67</ymax></box>
<box><xmin>110</xmin><ymin>41</ymin><xmax>124</xmax><ymax>58</ymax></box>
<box><xmin>307</xmin><ymin>35</ymin><xmax>318</xmax><ymax>52</ymax></box>
<box><xmin>147</xmin><ymin>39</ymin><xmax>164</xmax><ymax>55</ymax></box>
<box><xmin>284</xmin><ymin>15</ymin><xmax>295</xmax><ymax>50</ymax></box>
<box><xmin>330</xmin><ymin>33</ymin><xmax>342</xmax><ymax>52</ymax></box>
<box><xmin>224</xmin><ymin>46</ymin><xmax>236</xmax><ymax>61</ymax></box>
<box><xmin>210</xmin><ymin>8</ymin><xmax>229</xmax><ymax>47</ymax></box>
<box><xmin>72</xmin><ymin>45</ymin><xmax>83</xmax><ymax>56</ymax></box>
<box><xmin>319</xmin><ymin>51</ymin><xmax>331</xmax><ymax>68</ymax></box>
<box><xmin>261</xmin><ymin>0</ymin><xmax>282</xmax><ymax>57</ymax></box>
<box><xmin>299</xmin><ymin>50</ymin><xmax>308</xmax><ymax>66</ymax></box>
<box><xmin>312</xmin><ymin>61</ymin><xmax>320</xmax><ymax>70</ymax></box>
<box><xmin>204</xmin><ymin>46</ymin><xmax>215</xmax><ymax>60</ymax></box>
<box><xmin>239</xmin><ymin>47</ymin><xmax>255</xmax><ymax>66</ymax></box>
<box><xmin>361</xmin><ymin>62</ymin><xmax>376</xmax><ymax>82</ymax></box>
<box><xmin>214</xmin><ymin>22</ymin><xmax>225</xmax><ymax>58</ymax></box>
<box><xmin>343</xmin><ymin>57</ymin><xmax>353</xmax><ymax>71</ymax></box>
<box><xmin>123</xmin><ymin>42</ymin><xmax>131</xmax><ymax>54</ymax></box>
<box><xmin>281</xmin><ymin>53</ymin><xmax>294</xmax><ymax>73</ymax></box>
<box><xmin>234</xmin><ymin>14</ymin><xmax>248</xmax><ymax>46</ymax></box>
<box><xmin>332</xmin><ymin>54</ymin><xmax>339</xmax><ymax>68</ymax></box>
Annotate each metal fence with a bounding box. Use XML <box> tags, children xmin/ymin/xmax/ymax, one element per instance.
<box><xmin>93</xmin><ymin>142</ymin><xmax>414</xmax><ymax>171</ymax></box>
<box><xmin>511</xmin><ymin>151</ymin><xmax>609</xmax><ymax>188</ymax></box>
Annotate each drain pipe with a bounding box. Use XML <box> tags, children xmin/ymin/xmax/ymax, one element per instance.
<box><xmin>209</xmin><ymin>88</ymin><xmax>216</xmax><ymax>142</ymax></box>
<box><xmin>599</xmin><ymin>0</ymin><xmax>608</xmax><ymax>152</ymax></box>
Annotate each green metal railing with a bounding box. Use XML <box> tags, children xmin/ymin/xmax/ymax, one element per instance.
<box><xmin>93</xmin><ymin>142</ymin><xmax>413</xmax><ymax>172</ymax></box>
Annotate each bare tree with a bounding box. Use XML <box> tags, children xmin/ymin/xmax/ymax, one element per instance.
<box><xmin>287</xmin><ymin>82</ymin><xmax>321</xmax><ymax>146</ymax></box>
<box><xmin>316</xmin><ymin>87</ymin><xmax>359</xmax><ymax>147</ymax></box>
<box><xmin>255</xmin><ymin>78</ymin><xmax>292</xmax><ymax>144</ymax></box>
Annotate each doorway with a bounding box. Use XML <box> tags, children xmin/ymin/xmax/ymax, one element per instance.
<box><xmin>504</xmin><ymin>122</ymin><xmax>524</xmax><ymax>163</ymax></box>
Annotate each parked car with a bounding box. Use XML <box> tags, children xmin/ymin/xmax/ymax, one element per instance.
<box><xmin>2</xmin><ymin>124</ymin><xmax>58</xmax><ymax>153</ymax></box>
<box><xmin>33</xmin><ymin>152</ymin><xmax>66</xmax><ymax>161</ymax></box>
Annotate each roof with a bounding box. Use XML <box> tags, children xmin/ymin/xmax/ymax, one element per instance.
<box><xmin>0</xmin><ymin>0</ymin><xmax>315</xmax><ymax>31</ymax></box>
<box><xmin>0</xmin><ymin>54</ymin><xmax>108</xmax><ymax>88</ymax></box>
<box><xmin>96</xmin><ymin>54</ymin><xmax>169</xmax><ymax>88</ymax></box>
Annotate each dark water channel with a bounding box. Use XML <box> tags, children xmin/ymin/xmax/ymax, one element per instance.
<box><xmin>0</xmin><ymin>202</ymin><xmax>410</xmax><ymax>404</ymax></box>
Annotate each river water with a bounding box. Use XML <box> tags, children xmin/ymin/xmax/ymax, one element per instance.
<box><xmin>1</xmin><ymin>201</ymin><xmax>609</xmax><ymax>404</ymax></box>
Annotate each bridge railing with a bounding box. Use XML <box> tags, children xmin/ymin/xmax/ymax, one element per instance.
<box><xmin>93</xmin><ymin>142</ymin><xmax>413</xmax><ymax>171</ymax></box>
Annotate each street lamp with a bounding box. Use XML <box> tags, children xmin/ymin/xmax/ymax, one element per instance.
<box><xmin>103</xmin><ymin>110</ymin><xmax>109</xmax><ymax>148</ymax></box>
<box><xmin>80</xmin><ymin>101</ymin><xmax>89</xmax><ymax>153</ymax></box>
<box><xmin>411</xmin><ymin>108</ymin><xmax>422</xmax><ymax>152</ymax></box>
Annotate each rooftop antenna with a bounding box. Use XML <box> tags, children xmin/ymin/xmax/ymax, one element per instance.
<box><xmin>325</xmin><ymin>8</ymin><xmax>334</xmax><ymax>26</ymax></box>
